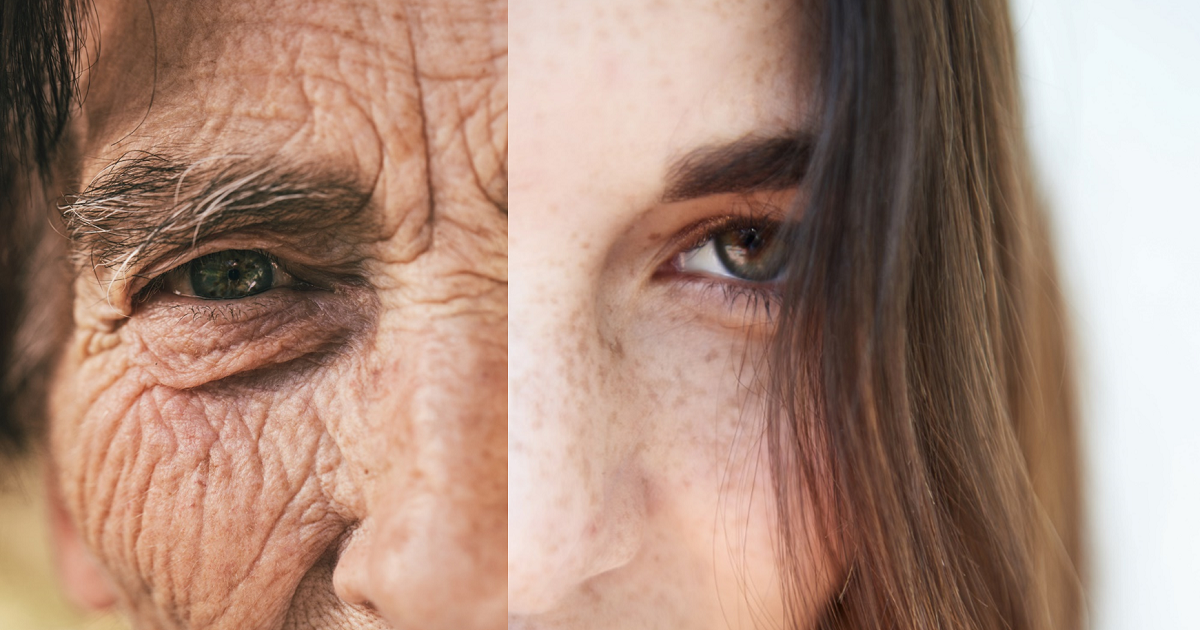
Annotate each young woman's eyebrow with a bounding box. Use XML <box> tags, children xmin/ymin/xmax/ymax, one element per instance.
<box><xmin>662</xmin><ymin>133</ymin><xmax>813</xmax><ymax>203</ymax></box>
<box><xmin>60</xmin><ymin>151</ymin><xmax>373</xmax><ymax>272</ymax></box>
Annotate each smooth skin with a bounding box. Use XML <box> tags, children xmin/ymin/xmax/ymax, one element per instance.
<box><xmin>511</xmin><ymin>0</ymin><xmax>842</xmax><ymax>628</ymax></box>
<box><xmin>46</xmin><ymin>0</ymin><xmax>506</xmax><ymax>628</ymax></box>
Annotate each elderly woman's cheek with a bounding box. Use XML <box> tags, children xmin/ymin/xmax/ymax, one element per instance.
<box><xmin>49</xmin><ymin>335</ymin><xmax>348</xmax><ymax>628</ymax></box>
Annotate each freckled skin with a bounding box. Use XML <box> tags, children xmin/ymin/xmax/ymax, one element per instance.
<box><xmin>510</xmin><ymin>0</ymin><xmax>839</xmax><ymax>629</ymax></box>
<box><xmin>48</xmin><ymin>0</ymin><xmax>505</xmax><ymax>629</ymax></box>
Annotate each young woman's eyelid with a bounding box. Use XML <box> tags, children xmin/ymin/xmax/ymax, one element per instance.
<box><xmin>675</xmin><ymin>212</ymin><xmax>784</xmax><ymax>253</ymax></box>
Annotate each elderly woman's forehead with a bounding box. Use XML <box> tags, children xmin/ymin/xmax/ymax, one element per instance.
<box><xmin>78</xmin><ymin>0</ymin><xmax>506</xmax><ymax>221</ymax></box>
<box><xmin>86</xmin><ymin>0</ymin><xmax>504</xmax><ymax>121</ymax></box>
<box><xmin>91</xmin><ymin>0</ymin><xmax>503</xmax><ymax>57</ymax></box>
<box><xmin>91</xmin><ymin>3</ymin><xmax>489</xmax><ymax>114</ymax></box>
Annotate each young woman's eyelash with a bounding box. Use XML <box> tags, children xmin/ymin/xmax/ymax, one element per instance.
<box><xmin>718</xmin><ymin>281</ymin><xmax>780</xmax><ymax>320</ymax></box>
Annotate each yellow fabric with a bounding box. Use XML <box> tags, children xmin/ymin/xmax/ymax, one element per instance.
<box><xmin>0</xmin><ymin>460</ymin><xmax>129</xmax><ymax>630</ymax></box>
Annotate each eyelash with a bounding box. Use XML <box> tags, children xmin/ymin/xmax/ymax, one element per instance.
<box><xmin>716</xmin><ymin>281</ymin><xmax>781</xmax><ymax>320</ymax></box>
<box><xmin>662</xmin><ymin>215</ymin><xmax>787</xmax><ymax>317</ymax></box>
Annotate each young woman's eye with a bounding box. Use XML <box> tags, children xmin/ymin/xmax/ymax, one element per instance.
<box><xmin>676</xmin><ymin>222</ymin><xmax>786</xmax><ymax>283</ymax></box>
<box><xmin>156</xmin><ymin>249</ymin><xmax>303</xmax><ymax>300</ymax></box>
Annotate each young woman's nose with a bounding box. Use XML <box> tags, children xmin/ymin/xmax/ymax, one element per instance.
<box><xmin>332</xmin><ymin>318</ymin><xmax>507</xmax><ymax>629</ymax></box>
<box><xmin>509</xmin><ymin>304</ymin><xmax>648</xmax><ymax>615</ymax></box>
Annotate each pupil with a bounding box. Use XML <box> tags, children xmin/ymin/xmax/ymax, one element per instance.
<box><xmin>740</xmin><ymin>229</ymin><xmax>762</xmax><ymax>256</ymax></box>
<box><xmin>227</xmin><ymin>268</ymin><xmax>241</xmax><ymax>282</ymax></box>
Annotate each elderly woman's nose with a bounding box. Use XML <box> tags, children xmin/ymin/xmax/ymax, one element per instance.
<box><xmin>332</xmin><ymin>318</ymin><xmax>507</xmax><ymax>629</ymax></box>
<box><xmin>509</xmin><ymin>299</ymin><xmax>649</xmax><ymax>615</ymax></box>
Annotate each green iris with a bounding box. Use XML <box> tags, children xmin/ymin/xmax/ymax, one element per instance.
<box><xmin>188</xmin><ymin>250</ymin><xmax>274</xmax><ymax>299</ymax></box>
<box><xmin>714</xmin><ymin>225</ymin><xmax>785</xmax><ymax>282</ymax></box>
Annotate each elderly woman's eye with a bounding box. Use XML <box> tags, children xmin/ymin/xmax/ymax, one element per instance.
<box><xmin>675</xmin><ymin>221</ymin><xmax>786</xmax><ymax>283</ymax></box>
<box><xmin>157</xmin><ymin>249</ymin><xmax>304</xmax><ymax>300</ymax></box>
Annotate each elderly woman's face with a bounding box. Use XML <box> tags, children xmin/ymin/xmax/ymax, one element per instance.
<box><xmin>510</xmin><ymin>0</ymin><xmax>839</xmax><ymax>628</ymax></box>
<box><xmin>47</xmin><ymin>0</ymin><xmax>505</xmax><ymax>628</ymax></box>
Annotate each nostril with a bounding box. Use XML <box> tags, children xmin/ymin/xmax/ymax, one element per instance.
<box><xmin>282</xmin><ymin>533</ymin><xmax>391</xmax><ymax>629</ymax></box>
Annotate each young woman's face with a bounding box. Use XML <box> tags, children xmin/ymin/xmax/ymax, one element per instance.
<box><xmin>510</xmin><ymin>0</ymin><xmax>841</xmax><ymax>627</ymax></box>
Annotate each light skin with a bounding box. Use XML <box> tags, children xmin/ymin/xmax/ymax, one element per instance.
<box><xmin>510</xmin><ymin>0</ymin><xmax>841</xmax><ymax>628</ymax></box>
<box><xmin>46</xmin><ymin>0</ymin><xmax>506</xmax><ymax>628</ymax></box>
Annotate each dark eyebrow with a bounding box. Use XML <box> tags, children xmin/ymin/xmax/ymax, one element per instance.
<box><xmin>661</xmin><ymin>133</ymin><xmax>813</xmax><ymax>203</ymax></box>
<box><xmin>61</xmin><ymin>151</ymin><xmax>373</xmax><ymax>273</ymax></box>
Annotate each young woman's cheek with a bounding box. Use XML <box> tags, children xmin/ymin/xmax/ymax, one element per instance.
<box><xmin>47</xmin><ymin>322</ymin><xmax>353</xmax><ymax>629</ymax></box>
<box><xmin>621</xmin><ymin>307</ymin><xmax>838</xmax><ymax>629</ymax></box>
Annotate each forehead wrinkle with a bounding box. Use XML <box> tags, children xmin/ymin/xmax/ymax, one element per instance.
<box><xmin>61</xmin><ymin>150</ymin><xmax>375</xmax><ymax>277</ymax></box>
<box><xmin>401</xmin><ymin>3</ymin><xmax>507</xmax><ymax>218</ymax></box>
<box><xmin>447</xmin><ymin>70</ymin><xmax>507</xmax><ymax>215</ymax></box>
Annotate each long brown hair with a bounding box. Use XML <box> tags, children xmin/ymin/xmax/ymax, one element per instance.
<box><xmin>769</xmin><ymin>1</ymin><xmax>1084</xmax><ymax>628</ymax></box>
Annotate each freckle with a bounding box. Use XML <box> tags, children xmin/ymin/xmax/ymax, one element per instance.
<box><xmin>551</xmin><ymin>489</ymin><xmax>571</xmax><ymax>511</ymax></box>
<box><xmin>703</xmin><ymin>349</ymin><xmax>720</xmax><ymax>362</ymax></box>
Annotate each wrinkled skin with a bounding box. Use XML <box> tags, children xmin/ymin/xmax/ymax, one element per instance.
<box><xmin>510</xmin><ymin>0</ymin><xmax>841</xmax><ymax>628</ymax></box>
<box><xmin>47</xmin><ymin>0</ymin><xmax>506</xmax><ymax>628</ymax></box>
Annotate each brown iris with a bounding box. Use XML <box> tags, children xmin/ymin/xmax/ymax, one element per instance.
<box><xmin>713</xmin><ymin>225</ymin><xmax>785</xmax><ymax>282</ymax></box>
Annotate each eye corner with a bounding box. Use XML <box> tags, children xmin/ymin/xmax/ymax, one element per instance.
<box><xmin>132</xmin><ymin>274</ymin><xmax>167</xmax><ymax>305</ymax></box>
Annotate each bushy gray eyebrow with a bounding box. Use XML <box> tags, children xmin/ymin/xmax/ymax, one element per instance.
<box><xmin>60</xmin><ymin>151</ymin><xmax>373</xmax><ymax>277</ymax></box>
<box><xmin>662</xmin><ymin>133</ymin><xmax>813</xmax><ymax>203</ymax></box>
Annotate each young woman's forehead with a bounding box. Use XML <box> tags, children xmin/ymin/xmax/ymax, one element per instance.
<box><xmin>512</xmin><ymin>0</ymin><xmax>817</xmax><ymax>210</ymax></box>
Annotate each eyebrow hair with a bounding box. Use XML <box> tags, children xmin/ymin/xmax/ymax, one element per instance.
<box><xmin>661</xmin><ymin>133</ymin><xmax>814</xmax><ymax>202</ymax></box>
<box><xmin>61</xmin><ymin>151</ymin><xmax>373</xmax><ymax>276</ymax></box>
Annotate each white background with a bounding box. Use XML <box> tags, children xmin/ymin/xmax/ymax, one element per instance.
<box><xmin>1011</xmin><ymin>0</ymin><xmax>1200</xmax><ymax>627</ymax></box>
